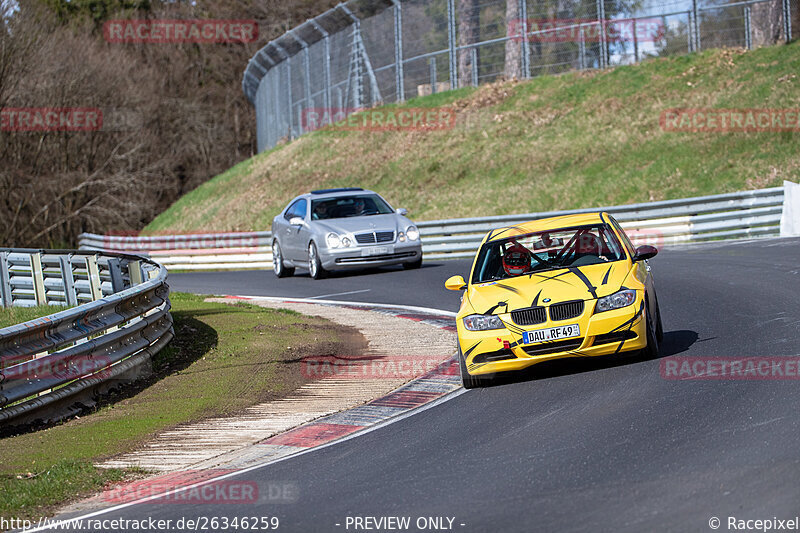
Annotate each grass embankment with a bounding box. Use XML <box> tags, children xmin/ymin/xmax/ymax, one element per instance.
<box><xmin>0</xmin><ymin>306</ymin><xmax>68</xmax><ymax>329</ymax></box>
<box><xmin>0</xmin><ymin>293</ymin><xmax>362</xmax><ymax>521</ymax></box>
<box><xmin>144</xmin><ymin>42</ymin><xmax>800</xmax><ymax>235</ymax></box>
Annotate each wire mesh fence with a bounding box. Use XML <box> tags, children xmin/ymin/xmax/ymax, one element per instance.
<box><xmin>244</xmin><ymin>0</ymin><xmax>796</xmax><ymax>152</ymax></box>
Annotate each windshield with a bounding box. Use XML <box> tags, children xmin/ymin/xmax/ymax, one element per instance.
<box><xmin>471</xmin><ymin>224</ymin><xmax>627</xmax><ymax>284</ymax></box>
<box><xmin>311</xmin><ymin>194</ymin><xmax>394</xmax><ymax>220</ymax></box>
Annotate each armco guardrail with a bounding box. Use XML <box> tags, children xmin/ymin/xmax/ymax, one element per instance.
<box><xmin>79</xmin><ymin>185</ymin><xmax>794</xmax><ymax>269</ymax></box>
<box><xmin>0</xmin><ymin>249</ymin><xmax>172</xmax><ymax>424</ymax></box>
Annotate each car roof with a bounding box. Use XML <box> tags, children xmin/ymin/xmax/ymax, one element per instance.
<box><xmin>303</xmin><ymin>188</ymin><xmax>379</xmax><ymax>200</ymax></box>
<box><xmin>487</xmin><ymin>212</ymin><xmax>608</xmax><ymax>242</ymax></box>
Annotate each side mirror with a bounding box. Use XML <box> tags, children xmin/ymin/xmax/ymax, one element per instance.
<box><xmin>396</xmin><ymin>208</ymin><xmax>408</xmax><ymax>216</ymax></box>
<box><xmin>445</xmin><ymin>275</ymin><xmax>467</xmax><ymax>291</ymax></box>
<box><xmin>633</xmin><ymin>245</ymin><xmax>658</xmax><ymax>262</ymax></box>
<box><xmin>289</xmin><ymin>217</ymin><xmax>305</xmax><ymax>226</ymax></box>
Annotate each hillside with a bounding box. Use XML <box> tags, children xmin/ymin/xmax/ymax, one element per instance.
<box><xmin>145</xmin><ymin>42</ymin><xmax>800</xmax><ymax>235</ymax></box>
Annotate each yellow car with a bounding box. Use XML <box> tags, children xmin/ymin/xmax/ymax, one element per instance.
<box><xmin>445</xmin><ymin>213</ymin><xmax>663</xmax><ymax>388</ymax></box>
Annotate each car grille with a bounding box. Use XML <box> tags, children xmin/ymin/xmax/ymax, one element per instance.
<box><xmin>549</xmin><ymin>300</ymin><xmax>584</xmax><ymax>322</ymax></box>
<box><xmin>522</xmin><ymin>339</ymin><xmax>583</xmax><ymax>356</ymax></box>
<box><xmin>511</xmin><ymin>307</ymin><xmax>547</xmax><ymax>326</ymax></box>
<box><xmin>354</xmin><ymin>231</ymin><xmax>394</xmax><ymax>245</ymax></box>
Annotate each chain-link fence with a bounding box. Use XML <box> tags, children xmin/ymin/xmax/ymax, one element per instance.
<box><xmin>243</xmin><ymin>0</ymin><xmax>796</xmax><ymax>152</ymax></box>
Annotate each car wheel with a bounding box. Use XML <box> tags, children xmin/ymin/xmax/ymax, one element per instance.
<box><xmin>308</xmin><ymin>242</ymin><xmax>327</xmax><ymax>280</ymax></box>
<box><xmin>403</xmin><ymin>256</ymin><xmax>423</xmax><ymax>270</ymax></box>
<box><xmin>458</xmin><ymin>347</ymin><xmax>489</xmax><ymax>389</ymax></box>
<box><xmin>273</xmin><ymin>241</ymin><xmax>294</xmax><ymax>278</ymax></box>
<box><xmin>641</xmin><ymin>299</ymin><xmax>660</xmax><ymax>360</ymax></box>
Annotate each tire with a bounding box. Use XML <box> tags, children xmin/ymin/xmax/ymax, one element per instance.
<box><xmin>641</xmin><ymin>299</ymin><xmax>660</xmax><ymax>360</ymax></box>
<box><xmin>403</xmin><ymin>256</ymin><xmax>423</xmax><ymax>270</ymax></box>
<box><xmin>308</xmin><ymin>242</ymin><xmax>327</xmax><ymax>280</ymax></box>
<box><xmin>655</xmin><ymin>299</ymin><xmax>664</xmax><ymax>343</ymax></box>
<box><xmin>272</xmin><ymin>241</ymin><xmax>294</xmax><ymax>278</ymax></box>
<box><xmin>458</xmin><ymin>347</ymin><xmax>489</xmax><ymax>389</ymax></box>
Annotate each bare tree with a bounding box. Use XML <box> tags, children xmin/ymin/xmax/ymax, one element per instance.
<box><xmin>505</xmin><ymin>0</ymin><xmax>522</xmax><ymax>79</ymax></box>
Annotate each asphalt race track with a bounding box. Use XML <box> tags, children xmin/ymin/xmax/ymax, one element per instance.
<box><xmin>53</xmin><ymin>238</ymin><xmax>800</xmax><ymax>532</ymax></box>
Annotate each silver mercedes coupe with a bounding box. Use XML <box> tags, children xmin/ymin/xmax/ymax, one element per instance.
<box><xmin>271</xmin><ymin>188</ymin><xmax>423</xmax><ymax>279</ymax></box>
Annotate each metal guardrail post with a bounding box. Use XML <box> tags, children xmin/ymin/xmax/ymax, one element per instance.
<box><xmin>85</xmin><ymin>255</ymin><xmax>103</xmax><ymax>301</ymax></box>
<box><xmin>393</xmin><ymin>0</ymin><xmax>405</xmax><ymax>101</ymax></box>
<box><xmin>128</xmin><ymin>260</ymin><xmax>143</xmax><ymax>286</ymax></box>
<box><xmin>447</xmin><ymin>0</ymin><xmax>457</xmax><ymax>90</ymax></box>
<box><xmin>30</xmin><ymin>252</ymin><xmax>47</xmax><ymax>306</ymax></box>
<box><xmin>108</xmin><ymin>258</ymin><xmax>125</xmax><ymax>293</ymax></box>
<box><xmin>0</xmin><ymin>252</ymin><xmax>11</xmax><ymax>308</ymax></box>
<box><xmin>58</xmin><ymin>255</ymin><xmax>78</xmax><ymax>307</ymax></box>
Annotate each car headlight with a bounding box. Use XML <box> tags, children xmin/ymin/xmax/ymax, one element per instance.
<box><xmin>595</xmin><ymin>289</ymin><xmax>637</xmax><ymax>313</ymax></box>
<box><xmin>406</xmin><ymin>226</ymin><xmax>420</xmax><ymax>241</ymax></box>
<box><xmin>326</xmin><ymin>233</ymin><xmax>341</xmax><ymax>249</ymax></box>
<box><xmin>463</xmin><ymin>314</ymin><xmax>505</xmax><ymax>331</ymax></box>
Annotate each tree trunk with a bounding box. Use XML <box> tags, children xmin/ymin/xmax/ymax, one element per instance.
<box><xmin>751</xmin><ymin>0</ymin><xmax>783</xmax><ymax>47</ymax></box>
<box><xmin>458</xmin><ymin>0</ymin><xmax>480</xmax><ymax>88</ymax></box>
<box><xmin>505</xmin><ymin>0</ymin><xmax>522</xmax><ymax>79</ymax></box>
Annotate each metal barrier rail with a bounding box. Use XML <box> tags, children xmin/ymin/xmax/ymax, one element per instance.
<box><xmin>0</xmin><ymin>249</ymin><xmax>172</xmax><ymax>424</ymax></box>
<box><xmin>79</xmin><ymin>185</ymin><xmax>792</xmax><ymax>269</ymax></box>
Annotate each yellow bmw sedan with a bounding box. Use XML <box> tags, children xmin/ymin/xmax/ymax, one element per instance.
<box><xmin>445</xmin><ymin>213</ymin><xmax>663</xmax><ymax>388</ymax></box>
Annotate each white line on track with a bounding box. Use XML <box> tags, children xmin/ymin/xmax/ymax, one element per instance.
<box><xmin>308</xmin><ymin>289</ymin><xmax>372</xmax><ymax>299</ymax></box>
<box><xmin>25</xmin><ymin>300</ymin><xmax>462</xmax><ymax>532</ymax></box>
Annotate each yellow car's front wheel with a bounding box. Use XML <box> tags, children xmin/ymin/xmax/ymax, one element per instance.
<box><xmin>458</xmin><ymin>347</ymin><xmax>494</xmax><ymax>389</ymax></box>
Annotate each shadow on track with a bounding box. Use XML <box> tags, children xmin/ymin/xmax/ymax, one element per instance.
<box><xmin>475</xmin><ymin>329</ymin><xmax>699</xmax><ymax>388</ymax></box>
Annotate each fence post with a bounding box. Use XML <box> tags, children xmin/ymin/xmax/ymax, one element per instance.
<box><xmin>58</xmin><ymin>255</ymin><xmax>78</xmax><ymax>307</ymax></box>
<box><xmin>430</xmin><ymin>57</ymin><xmax>438</xmax><ymax>94</ymax></box>
<box><xmin>578</xmin><ymin>24</ymin><xmax>586</xmax><ymax>70</ymax></box>
<box><xmin>597</xmin><ymin>0</ymin><xmax>607</xmax><ymax>68</ymax></box>
<box><xmin>30</xmin><ymin>252</ymin><xmax>47</xmax><ymax>306</ymax></box>
<box><xmin>393</xmin><ymin>0</ymin><xmax>405</xmax><ymax>101</ymax></box>
<box><xmin>693</xmin><ymin>0</ymin><xmax>700</xmax><ymax>51</ymax></box>
<box><xmin>784</xmin><ymin>0</ymin><xmax>792</xmax><ymax>42</ymax></box>
<box><xmin>633</xmin><ymin>18</ymin><xmax>639</xmax><ymax>62</ymax></box>
<box><xmin>744</xmin><ymin>4</ymin><xmax>752</xmax><ymax>50</ymax></box>
<box><xmin>447</xmin><ymin>0</ymin><xmax>458</xmax><ymax>89</ymax></box>
<box><xmin>471</xmin><ymin>48</ymin><xmax>478</xmax><ymax>86</ymax></box>
<box><xmin>274</xmin><ymin>44</ymin><xmax>293</xmax><ymax>139</ymax></box>
<box><xmin>519</xmin><ymin>0</ymin><xmax>530</xmax><ymax>79</ymax></box>
<box><xmin>0</xmin><ymin>252</ymin><xmax>11</xmax><ymax>308</ymax></box>
<box><xmin>309</xmin><ymin>20</ymin><xmax>332</xmax><ymax>114</ymax></box>
<box><xmin>86</xmin><ymin>255</ymin><xmax>103</xmax><ymax>302</ymax></box>
<box><xmin>288</xmin><ymin>29</ymin><xmax>312</xmax><ymax>134</ymax></box>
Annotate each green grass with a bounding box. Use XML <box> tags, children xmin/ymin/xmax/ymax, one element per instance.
<box><xmin>0</xmin><ymin>293</ymin><xmax>359</xmax><ymax>521</ymax></box>
<box><xmin>144</xmin><ymin>42</ymin><xmax>800</xmax><ymax>235</ymax></box>
<box><xmin>0</xmin><ymin>305</ymin><xmax>70</xmax><ymax>330</ymax></box>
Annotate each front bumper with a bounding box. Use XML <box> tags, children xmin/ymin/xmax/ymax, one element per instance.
<box><xmin>457</xmin><ymin>297</ymin><xmax>647</xmax><ymax>376</ymax></box>
<box><xmin>319</xmin><ymin>241</ymin><xmax>422</xmax><ymax>270</ymax></box>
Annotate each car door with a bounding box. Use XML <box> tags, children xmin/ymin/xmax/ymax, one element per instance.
<box><xmin>282</xmin><ymin>199</ymin><xmax>308</xmax><ymax>261</ymax></box>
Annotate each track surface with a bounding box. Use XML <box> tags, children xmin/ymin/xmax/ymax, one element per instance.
<box><xmin>62</xmin><ymin>239</ymin><xmax>800</xmax><ymax>532</ymax></box>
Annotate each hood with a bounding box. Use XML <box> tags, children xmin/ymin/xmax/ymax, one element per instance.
<box><xmin>313</xmin><ymin>214</ymin><xmax>407</xmax><ymax>235</ymax></box>
<box><xmin>465</xmin><ymin>261</ymin><xmax>631</xmax><ymax>315</ymax></box>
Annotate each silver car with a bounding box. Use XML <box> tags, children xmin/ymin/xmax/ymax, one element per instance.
<box><xmin>271</xmin><ymin>188</ymin><xmax>423</xmax><ymax>279</ymax></box>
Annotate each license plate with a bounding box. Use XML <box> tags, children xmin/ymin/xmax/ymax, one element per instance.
<box><xmin>523</xmin><ymin>324</ymin><xmax>580</xmax><ymax>345</ymax></box>
<box><xmin>361</xmin><ymin>246</ymin><xmax>391</xmax><ymax>257</ymax></box>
